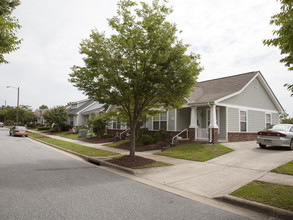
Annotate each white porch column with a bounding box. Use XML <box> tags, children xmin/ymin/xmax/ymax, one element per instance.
<box><xmin>189</xmin><ymin>106</ymin><xmax>198</xmax><ymax>128</ymax></box>
<box><xmin>209</xmin><ymin>104</ymin><xmax>218</xmax><ymax>128</ymax></box>
<box><xmin>189</xmin><ymin>106</ymin><xmax>198</xmax><ymax>140</ymax></box>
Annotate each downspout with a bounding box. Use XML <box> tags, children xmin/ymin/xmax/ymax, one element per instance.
<box><xmin>207</xmin><ymin>102</ymin><xmax>212</xmax><ymax>143</ymax></box>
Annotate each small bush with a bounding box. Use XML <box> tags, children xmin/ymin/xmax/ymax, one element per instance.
<box><xmin>102</xmin><ymin>133</ymin><xmax>114</xmax><ymax>138</ymax></box>
<box><xmin>138</xmin><ymin>128</ymin><xmax>149</xmax><ymax>138</ymax></box>
<box><xmin>61</xmin><ymin>124</ymin><xmax>71</xmax><ymax>131</ymax></box>
<box><xmin>49</xmin><ymin>126</ymin><xmax>59</xmax><ymax>132</ymax></box>
<box><xmin>153</xmin><ymin>129</ymin><xmax>167</xmax><ymax>142</ymax></box>
<box><xmin>38</xmin><ymin>127</ymin><xmax>50</xmax><ymax>131</ymax></box>
<box><xmin>137</xmin><ymin>134</ymin><xmax>155</xmax><ymax>146</ymax></box>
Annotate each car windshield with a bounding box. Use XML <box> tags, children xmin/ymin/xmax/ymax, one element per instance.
<box><xmin>267</xmin><ymin>124</ymin><xmax>290</xmax><ymax>131</ymax></box>
<box><xmin>15</xmin><ymin>126</ymin><xmax>26</xmax><ymax>130</ymax></box>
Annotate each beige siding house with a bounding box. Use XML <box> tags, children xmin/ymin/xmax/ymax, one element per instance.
<box><xmin>108</xmin><ymin>71</ymin><xmax>284</xmax><ymax>143</ymax></box>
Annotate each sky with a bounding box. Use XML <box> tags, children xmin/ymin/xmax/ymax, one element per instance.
<box><xmin>0</xmin><ymin>0</ymin><xmax>292</xmax><ymax>116</ymax></box>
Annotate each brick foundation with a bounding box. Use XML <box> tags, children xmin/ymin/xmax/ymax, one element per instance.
<box><xmin>188</xmin><ymin>128</ymin><xmax>196</xmax><ymax>141</ymax></box>
<box><xmin>212</xmin><ymin>128</ymin><xmax>218</xmax><ymax>144</ymax></box>
<box><xmin>228</xmin><ymin>132</ymin><xmax>257</xmax><ymax>142</ymax></box>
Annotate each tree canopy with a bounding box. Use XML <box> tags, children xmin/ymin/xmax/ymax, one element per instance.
<box><xmin>263</xmin><ymin>0</ymin><xmax>293</xmax><ymax>95</ymax></box>
<box><xmin>69</xmin><ymin>0</ymin><xmax>202</xmax><ymax>157</ymax></box>
<box><xmin>43</xmin><ymin>106</ymin><xmax>68</xmax><ymax>132</ymax></box>
<box><xmin>0</xmin><ymin>0</ymin><xmax>22</xmax><ymax>64</ymax></box>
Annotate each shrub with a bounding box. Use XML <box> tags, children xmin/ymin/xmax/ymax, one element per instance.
<box><xmin>87</xmin><ymin>113</ymin><xmax>110</xmax><ymax>138</ymax></box>
<box><xmin>49</xmin><ymin>126</ymin><xmax>58</xmax><ymax>132</ymax></box>
<box><xmin>138</xmin><ymin>128</ymin><xmax>149</xmax><ymax>138</ymax></box>
<box><xmin>137</xmin><ymin>134</ymin><xmax>155</xmax><ymax>146</ymax></box>
<box><xmin>38</xmin><ymin>127</ymin><xmax>50</xmax><ymax>131</ymax></box>
<box><xmin>102</xmin><ymin>133</ymin><xmax>114</xmax><ymax>138</ymax></box>
<box><xmin>153</xmin><ymin>129</ymin><xmax>167</xmax><ymax>142</ymax></box>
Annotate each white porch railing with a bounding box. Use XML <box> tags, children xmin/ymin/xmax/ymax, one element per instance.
<box><xmin>171</xmin><ymin>128</ymin><xmax>189</xmax><ymax>145</ymax></box>
<box><xmin>119</xmin><ymin>129</ymin><xmax>130</xmax><ymax>139</ymax></box>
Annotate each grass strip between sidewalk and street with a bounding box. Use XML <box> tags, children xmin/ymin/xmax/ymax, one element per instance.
<box><xmin>155</xmin><ymin>143</ymin><xmax>233</xmax><ymax>162</ymax></box>
<box><xmin>104</xmin><ymin>139</ymin><xmax>129</xmax><ymax>147</ymax></box>
<box><xmin>272</xmin><ymin>160</ymin><xmax>293</xmax><ymax>176</ymax></box>
<box><xmin>230</xmin><ymin>180</ymin><xmax>293</xmax><ymax>212</ymax></box>
<box><xmin>53</xmin><ymin>131</ymin><xmax>79</xmax><ymax>140</ymax></box>
<box><xmin>29</xmin><ymin>132</ymin><xmax>118</xmax><ymax>157</ymax></box>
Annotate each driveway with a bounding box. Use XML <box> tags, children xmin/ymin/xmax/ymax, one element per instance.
<box><xmin>135</xmin><ymin>141</ymin><xmax>293</xmax><ymax>198</ymax></box>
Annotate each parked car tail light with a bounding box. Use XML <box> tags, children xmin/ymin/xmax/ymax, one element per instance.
<box><xmin>257</xmin><ymin>132</ymin><xmax>286</xmax><ymax>137</ymax></box>
<box><xmin>15</xmin><ymin>130</ymin><xmax>19</xmax><ymax>133</ymax></box>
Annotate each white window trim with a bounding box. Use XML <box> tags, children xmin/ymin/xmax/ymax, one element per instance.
<box><xmin>239</xmin><ymin>110</ymin><xmax>248</xmax><ymax>132</ymax></box>
<box><xmin>152</xmin><ymin>112</ymin><xmax>168</xmax><ymax>131</ymax></box>
<box><xmin>265</xmin><ymin>113</ymin><xmax>272</xmax><ymax>127</ymax></box>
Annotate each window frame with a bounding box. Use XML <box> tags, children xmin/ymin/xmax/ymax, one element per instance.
<box><xmin>240</xmin><ymin>110</ymin><xmax>247</xmax><ymax>132</ymax></box>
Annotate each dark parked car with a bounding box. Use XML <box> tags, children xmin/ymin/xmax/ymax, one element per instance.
<box><xmin>257</xmin><ymin>124</ymin><xmax>293</xmax><ymax>150</ymax></box>
<box><xmin>9</xmin><ymin>126</ymin><xmax>29</xmax><ymax>137</ymax></box>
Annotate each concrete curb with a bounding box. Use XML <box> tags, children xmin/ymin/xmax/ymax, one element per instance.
<box><xmin>29</xmin><ymin>137</ymin><xmax>136</xmax><ymax>175</ymax></box>
<box><xmin>215</xmin><ymin>195</ymin><xmax>293</xmax><ymax>220</ymax></box>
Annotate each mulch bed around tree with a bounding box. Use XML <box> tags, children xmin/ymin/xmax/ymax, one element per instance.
<box><xmin>107</xmin><ymin>155</ymin><xmax>157</xmax><ymax>168</ymax></box>
<box><xmin>114</xmin><ymin>141</ymin><xmax>170</xmax><ymax>151</ymax></box>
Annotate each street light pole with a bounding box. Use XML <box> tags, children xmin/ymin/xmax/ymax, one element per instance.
<box><xmin>7</xmin><ymin>86</ymin><xmax>20</xmax><ymax>125</ymax></box>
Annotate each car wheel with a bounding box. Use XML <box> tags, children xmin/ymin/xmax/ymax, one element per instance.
<box><xmin>259</xmin><ymin>143</ymin><xmax>266</xmax><ymax>149</ymax></box>
<box><xmin>290</xmin><ymin>139</ymin><xmax>293</xmax><ymax>150</ymax></box>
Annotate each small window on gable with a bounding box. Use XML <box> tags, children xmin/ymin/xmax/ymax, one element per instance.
<box><xmin>253</xmin><ymin>79</ymin><xmax>258</xmax><ymax>88</ymax></box>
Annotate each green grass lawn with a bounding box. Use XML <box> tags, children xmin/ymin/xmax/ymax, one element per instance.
<box><xmin>53</xmin><ymin>131</ymin><xmax>79</xmax><ymax>140</ymax></box>
<box><xmin>29</xmin><ymin>133</ymin><xmax>118</xmax><ymax>157</ymax></box>
<box><xmin>155</xmin><ymin>143</ymin><xmax>233</xmax><ymax>162</ymax></box>
<box><xmin>230</xmin><ymin>181</ymin><xmax>293</xmax><ymax>212</ymax></box>
<box><xmin>272</xmin><ymin>160</ymin><xmax>293</xmax><ymax>176</ymax></box>
<box><xmin>104</xmin><ymin>139</ymin><xmax>129</xmax><ymax>147</ymax></box>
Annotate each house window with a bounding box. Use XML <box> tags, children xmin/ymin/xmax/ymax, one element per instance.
<box><xmin>113</xmin><ymin>121</ymin><xmax>121</xmax><ymax>129</ymax></box>
<box><xmin>266</xmin><ymin>113</ymin><xmax>271</xmax><ymax>127</ymax></box>
<box><xmin>153</xmin><ymin>112</ymin><xmax>167</xmax><ymax>130</ymax></box>
<box><xmin>240</xmin><ymin>111</ymin><xmax>247</xmax><ymax>132</ymax></box>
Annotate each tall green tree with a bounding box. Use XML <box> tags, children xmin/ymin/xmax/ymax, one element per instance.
<box><xmin>263</xmin><ymin>0</ymin><xmax>293</xmax><ymax>96</ymax></box>
<box><xmin>87</xmin><ymin>113</ymin><xmax>110</xmax><ymax>138</ymax></box>
<box><xmin>0</xmin><ymin>0</ymin><xmax>22</xmax><ymax>64</ymax></box>
<box><xmin>69</xmin><ymin>0</ymin><xmax>202</xmax><ymax>157</ymax></box>
<box><xmin>43</xmin><ymin>106</ymin><xmax>68</xmax><ymax>132</ymax></box>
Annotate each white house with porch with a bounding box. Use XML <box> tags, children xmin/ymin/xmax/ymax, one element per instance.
<box><xmin>107</xmin><ymin>71</ymin><xmax>284</xmax><ymax>143</ymax></box>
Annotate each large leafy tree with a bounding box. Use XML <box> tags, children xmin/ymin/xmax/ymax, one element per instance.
<box><xmin>0</xmin><ymin>105</ymin><xmax>36</xmax><ymax>124</ymax></box>
<box><xmin>0</xmin><ymin>0</ymin><xmax>22</xmax><ymax>64</ymax></box>
<box><xmin>263</xmin><ymin>0</ymin><xmax>293</xmax><ymax>96</ymax></box>
<box><xmin>43</xmin><ymin>106</ymin><xmax>68</xmax><ymax>132</ymax></box>
<box><xmin>69</xmin><ymin>0</ymin><xmax>202</xmax><ymax>157</ymax></box>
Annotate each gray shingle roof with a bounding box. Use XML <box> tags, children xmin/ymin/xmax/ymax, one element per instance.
<box><xmin>67</xmin><ymin>100</ymin><xmax>95</xmax><ymax>115</ymax></box>
<box><xmin>188</xmin><ymin>71</ymin><xmax>259</xmax><ymax>103</ymax></box>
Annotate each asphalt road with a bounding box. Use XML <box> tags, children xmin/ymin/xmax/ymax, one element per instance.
<box><xmin>0</xmin><ymin>128</ymin><xmax>247</xmax><ymax>220</ymax></box>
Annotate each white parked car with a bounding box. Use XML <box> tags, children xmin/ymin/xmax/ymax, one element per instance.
<box><xmin>9</xmin><ymin>126</ymin><xmax>29</xmax><ymax>137</ymax></box>
<box><xmin>257</xmin><ymin>124</ymin><xmax>293</xmax><ymax>150</ymax></box>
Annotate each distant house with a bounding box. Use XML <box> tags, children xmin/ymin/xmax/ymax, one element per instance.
<box><xmin>35</xmin><ymin>109</ymin><xmax>48</xmax><ymax>126</ymax></box>
<box><xmin>107</xmin><ymin>71</ymin><xmax>284</xmax><ymax>143</ymax></box>
<box><xmin>67</xmin><ymin>99</ymin><xmax>104</xmax><ymax>127</ymax></box>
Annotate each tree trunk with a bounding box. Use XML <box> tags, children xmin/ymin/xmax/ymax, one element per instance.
<box><xmin>129</xmin><ymin>120</ymin><xmax>137</xmax><ymax>157</ymax></box>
